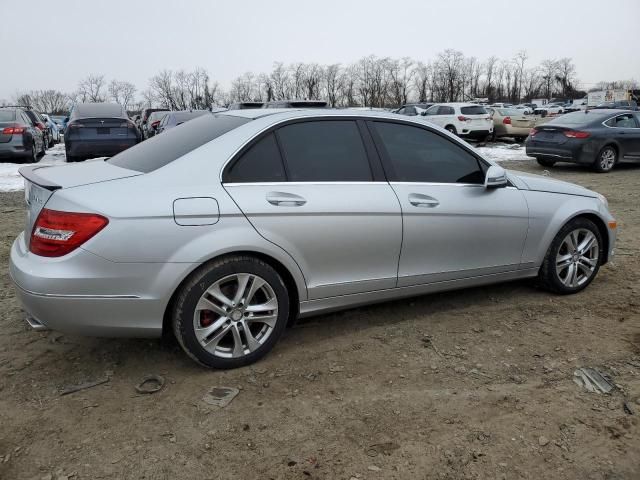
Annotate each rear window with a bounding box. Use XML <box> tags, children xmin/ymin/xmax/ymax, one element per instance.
<box><xmin>497</xmin><ymin>109</ymin><xmax>521</xmax><ymax>116</ymax></box>
<box><xmin>548</xmin><ymin>111</ymin><xmax>607</xmax><ymax>126</ymax></box>
<box><xmin>72</xmin><ymin>103</ymin><xmax>125</xmax><ymax>119</ymax></box>
<box><xmin>108</xmin><ymin>114</ymin><xmax>250</xmax><ymax>173</ymax></box>
<box><xmin>0</xmin><ymin>110</ymin><xmax>16</xmax><ymax>121</ymax></box>
<box><xmin>460</xmin><ymin>106</ymin><xmax>487</xmax><ymax>115</ymax></box>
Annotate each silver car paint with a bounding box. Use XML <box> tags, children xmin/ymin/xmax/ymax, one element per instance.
<box><xmin>9</xmin><ymin>109</ymin><xmax>616</xmax><ymax>337</ymax></box>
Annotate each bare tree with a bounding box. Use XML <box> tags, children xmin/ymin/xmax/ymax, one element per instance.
<box><xmin>388</xmin><ymin>57</ymin><xmax>414</xmax><ymax>106</ymax></box>
<box><xmin>77</xmin><ymin>74</ymin><xmax>106</xmax><ymax>102</ymax></box>
<box><xmin>540</xmin><ymin>59</ymin><xmax>558</xmax><ymax>99</ymax></box>
<box><xmin>108</xmin><ymin>80</ymin><xmax>136</xmax><ymax>110</ymax></box>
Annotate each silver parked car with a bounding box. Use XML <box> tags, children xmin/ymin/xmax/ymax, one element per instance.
<box><xmin>10</xmin><ymin>109</ymin><xmax>617</xmax><ymax>368</ymax></box>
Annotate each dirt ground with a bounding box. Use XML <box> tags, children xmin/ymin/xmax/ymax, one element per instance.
<box><xmin>1</xmin><ymin>160</ymin><xmax>639</xmax><ymax>480</ymax></box>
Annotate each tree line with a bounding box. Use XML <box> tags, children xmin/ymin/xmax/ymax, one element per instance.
<box><xmin>3</xmin><ymin>50</ymin><xmax>638</xmax><ymax>114</ymax></box>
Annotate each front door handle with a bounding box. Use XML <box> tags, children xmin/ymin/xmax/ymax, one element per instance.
<box><xmin>266</xmin><ymin>192</ymin><xmax>307</xmax><ymax>207</ymax></box>
<box><xmin>409</xmin><ymin>193</ymin><xmax>439</xmax><ymax>208</ymax></box>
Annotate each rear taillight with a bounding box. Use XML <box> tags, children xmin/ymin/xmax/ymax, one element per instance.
<box><xmin>530</xmin><ymin>127</ymin><xmax>539</xmax><ymax>137</ymax></box>
<box><xmin>30</xmin><ymin>208</ymin><xmax>108</xmax><ymax>257</ymax></box>
<box><xmin>564</xmin><ymin>130</ymin><xmax>590</xmax><ymax>139</ymax></box>
<box><xmin>35</xmin><ymin>122</ymin><xmax>45</xmax><ymax>131</ymax></box>
<box><xmin>457</xmin><ymin>116</ymin><xmax>469</xmax><ymax>122</ymax></box>
<box><xmin>503</xmin><ymin>116</ymin><xmax>512</xmax><ymax>125</ymax></box>
<box><xmin>67</xmin><ymin>122</ymin><xmax>83</xmax><ymax>130</ymax></box>
<box><xmin>1</xmin><ymin>125</ymin><xmax>25</xmax><ymax>134</ymax></box>
<box><xmin>151</xmin><ymin>120</ymin><xmax>160</xmax><ymax>128</ymax></box>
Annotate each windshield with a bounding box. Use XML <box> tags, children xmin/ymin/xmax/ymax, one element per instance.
<box><xmin>108</xmin><ymin>114</ymin><xmax>250</xmax><ymax>173</ymax></box>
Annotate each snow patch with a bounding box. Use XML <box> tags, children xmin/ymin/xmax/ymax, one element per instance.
<box><xmin>0</xmin><ymin>144</ymin><xmax>67</xmax><ymax>192</ymax></box>
<box><xmin>474</xmin><ymin>143</ymin><xmax>534</xmax><ymax>163</ymax></box>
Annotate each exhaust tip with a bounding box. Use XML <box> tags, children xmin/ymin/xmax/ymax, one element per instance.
<box><xmin>25</xmin><ymin>315</ymin><xmax>49</xmax><ymax>331</ymax></box>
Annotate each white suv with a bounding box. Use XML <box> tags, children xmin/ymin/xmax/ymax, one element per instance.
<box><xmin>422</xmin><ymin>103</ymin><xmax>493</xmax><ymax>139</ymax></box>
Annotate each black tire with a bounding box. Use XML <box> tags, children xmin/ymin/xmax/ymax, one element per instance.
<box><xmin>536</xmin><ymin>158</ymin><xmax>556</xmax><ymax>167</ymax></box>
<box><xmin>592</xmin><ymin>145</ymin><xmax>617</xmax><ymax>173</ymax></box>
<box><xmin>39</xmin><ymin>137</ymin><xmax>46</xmax><ymax>156</ymax></box>
<box><xmin>445</xmin><ymin>125</ymin><xmax>457</xmax><ymax>135</ymax></box>
<box><xmin>23</xmin><ymin>144</ymin><xmax>38</xmax><ymax>163</ymax></box>
<box><xmin>48</xmin><ymin>136</ymin><xmax>55</xmax><ymax>148</ymax></box>
<box><xmin>538</xmin><ymin>217</ymin><xmax>603</xmax><ymax>295</ymax></box>
<box><xmin>66</xmin><ymin>155</ymin><xmax>81</xmax><ymax>163</ymax></box>
<box><xmin>172</xmin><ymin>255</ymin><xmax>290</xmax><ymax>369</ymax></box>
<box><xmin>515</xmin><ymin>136</ymin><xmax>526</xmax><ymax>143</ymax></box>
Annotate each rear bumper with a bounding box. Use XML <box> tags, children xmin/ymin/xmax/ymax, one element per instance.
<box><xmin>9</xmin><ymin>232</ymin><xmax>196</xmax><ymax>338</ymax></box>
<box><xmin>460</xmin><ymin>129</ymin><xmax>492</xmax><ymax>139</ymax></box>
<box><xmin>65</xmin><ymin>138</ymin><xmax>137</xmax><ymax>158</ymax></box>
<box><xmin>525</xmin><ymin>139</ymin><xmax>596</xmax><ymax>164</ymax></box>
<box><xmin>0</xmin><ymin>140</ymin><xmax>29</xmax><ymax>159</ymax></box>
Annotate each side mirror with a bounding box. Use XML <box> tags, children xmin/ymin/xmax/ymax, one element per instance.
<box><xmin>64</xmin><ymin>117</ymin><xmax>69</xmax><ymax>123</ymax></box>
<box><xmin>485</xmin><ymin>165</ymin><xmax>508</xmax><ymax>189</ymax></box>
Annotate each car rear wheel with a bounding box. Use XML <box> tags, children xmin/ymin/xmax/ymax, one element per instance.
<box><xmin>593</xmin><ymin>146</ymin><xmax>617</xmax><ymax>173</ymax></box>
<box><xmin>445</xmin><ymin>125</ymin><xmax>457</xmax><ymax>135</ymax></box>
<box><xmin>538</xmin><ymin>217</ymin><xmax>603</xmax><ymax>294</ymax></box>
<box><xmin>536</xmin><ymin>158</ymin><xmax>556</xmax><ymax>167</ymax></box>
<box><xmin>173</xmin><ymin>255</ymin><xmax>290</xmax><ymax>369</ymax></box>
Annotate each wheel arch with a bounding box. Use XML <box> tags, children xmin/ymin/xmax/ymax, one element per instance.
<box><xmin>568</xmin><ymin>212</ymin><xmax>610</xmax><ymax>265</ymax></box>
<box><xmin>162</xmin><ymin>250</ymin><xmax>303</xmax><ymax>336</ymax></box>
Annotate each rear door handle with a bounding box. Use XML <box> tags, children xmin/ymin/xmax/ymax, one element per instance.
<box><xmin>408</xmin><ymin>193</ymin><xmax>439</xmax><ymax>208</ymax></box>
<box><xmin>266</xmin><ymin>192</ymin><xmax>307</xmax><ymax>207</ymax></box>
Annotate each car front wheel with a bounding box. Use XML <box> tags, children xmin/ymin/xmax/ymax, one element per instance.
<box><xmin>173</xmin><ymin>256</ymin><xmax>290</xmax><ymax>369</ymax></box>
<box><xmin>538</xmin><ymin>217</ymin><xmax>603</xmax><ymax>294</ymax></box>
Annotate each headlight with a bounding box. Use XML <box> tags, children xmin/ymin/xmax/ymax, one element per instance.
<box><xmin>596</xmin><ymin>193</ymin><xmax>608</xmax><ymax>208</ymax></box>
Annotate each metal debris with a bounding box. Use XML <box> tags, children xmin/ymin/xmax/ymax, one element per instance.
<box><xmin>60</xmin><ymin>377</ymin><xmax>110</xmax><ymax>396</ymax></box>
<box><xmin>623</xmin><ymin>401</ymin><xmax>634</xmax><ymax>415</ymax></box>
<box><xmin>135</xmin><ymin>374</ymin><xmax>165</xmax><ymax>394</ymax></box>
<box><xmin>203</xmin><ymin>386</ymin><xmax>239</xmax><ymax>407</ymax></box>
<box><xmin>573</xmin><ymin>367</ymin><xmax>614</xmax><ymax>394</ymax></box>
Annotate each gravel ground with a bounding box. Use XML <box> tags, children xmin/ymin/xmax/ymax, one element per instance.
<box><xmin>0</xmin><ymin>159</ymin><xmax>639</xmax><ymax>480</ymax></box>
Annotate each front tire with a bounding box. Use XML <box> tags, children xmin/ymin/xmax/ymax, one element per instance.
<box><xmin>538</xmin><ymin>217</ymin><xmax>603</xmax><ymax>294</ymax></box>
<box><xmin>172</xmin><ymin>256</ymin><xmax>290</xmax><ymax>369</ymax></box>
<box><xmin>593</xmin><ymin>145</ymin><xmax>617</xmax><ymax>173</ymax></box>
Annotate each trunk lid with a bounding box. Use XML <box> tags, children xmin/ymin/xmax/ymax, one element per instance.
<box><xmin>19</xmin><ymin>161</ymin><xmax>142</xmax><ymax>247</ymax></box>
<box><xmin>510</xmin><ymin>116</ymin><xmax>536</xmax><ymax>129</ymax></box>
<box><xmin>531</xmin><ymin>125</ymin><xmax>571</xmax><ymax>145</ymax></box>
<box><xmin>67</xmin><ymin>118</ymin><xmax>135</xmax><ymax>140</ymax></box>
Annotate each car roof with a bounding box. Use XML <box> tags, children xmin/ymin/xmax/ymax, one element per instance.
<box><xmin>220</xmin><ymin>107</ymin><xmax>453</xmax><ymax>123</ymax></box>
<box><xmin>72</xmin><ymin>103</ymin><xmax>125</xmax><ymax>118</ymax></box>
<box><xmin>431</xmin><ymin>102</ymin><xmax>480</xmax><ymax>107</ymax></box>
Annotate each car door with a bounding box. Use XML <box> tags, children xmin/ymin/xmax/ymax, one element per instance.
<box><xmin>223</xmin><ymin>119</ymin><xmax>402</xmax><ymax>300</ymax></box>
<box><xmin>605</xmin><ymin>113</ymin><xmax>640</xmax><ymax>159</ymax></box>
<box><xmin>422</xmin><ymin>105</ymin><xmax>445</xmax><ymax>127</ymax></box>
<box><xmin>368</xmin><ymin>120</ymin><xmax>530</xmax><ymax>287</ymax></box>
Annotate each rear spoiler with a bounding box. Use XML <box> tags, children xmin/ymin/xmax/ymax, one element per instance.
<box><xmin>19</xmin><ymin>166</ymin><xmax>62</xmax><ymax>191</ymax></box>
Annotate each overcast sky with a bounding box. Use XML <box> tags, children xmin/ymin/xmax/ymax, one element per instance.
<box><xmin>1</xmin><ymin>0</ymin><xmax>638</xmax><ymax>100</ymax></box>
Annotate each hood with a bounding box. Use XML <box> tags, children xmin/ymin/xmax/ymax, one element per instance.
<box><xmin>20</xmin><ymin>159</ymin><xmax>141</xmax><ymax>190</ymax></box>
<box><xmin>507</xmin><ymin>170</ymin><xmax>597</xmax><ymax>198</ymax></box>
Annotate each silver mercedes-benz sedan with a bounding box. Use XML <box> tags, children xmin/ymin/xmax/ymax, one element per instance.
<box><xmin>9</xmin><ymin>109</ymin><xmax>617</xmax><ymax>368</ymax></box>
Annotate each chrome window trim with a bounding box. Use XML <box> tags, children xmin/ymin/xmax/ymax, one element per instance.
<box><xmin>223</xmin><ymin>181</ymin><xmax>387</xmax><ymax>187</ymax></box>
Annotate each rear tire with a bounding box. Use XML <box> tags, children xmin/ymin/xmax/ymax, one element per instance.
<box><xmin>445</xmin><ymin>125</ymin><xmax>457</xmax><ymax>135</ymax></box>
<box><xmin>538</xmin><ymin>217</ymin><xmax>603</xmax><ymax>295</ymax></box>
<box><xmin>593</xmin><ymin>145</ymin><xmax>617</xmax><ymax>173</ymax></box>
<box><xmin>537</xmin><ymin>158</ymin><xmax>556</xmax><ymax>168</ymax></box>
<box><xmin>172</xmin><ymin>255</ymin><xmax>290</xmax><ymax>369</ymax></box>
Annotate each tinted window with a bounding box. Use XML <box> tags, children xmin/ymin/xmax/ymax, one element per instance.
<box><xmin>277</xmin><ymin>121</ymin><xmax>372</xmax><ymax>182</ymax></box>
<box><xmin>0</xmin><ymin>110</ymin><xmax>16</xmax><ymax>121</ymax></box>
<box><xmin>423</xmin><ymin>106</ymin><xmax>439</xmax><ymax>116</ymax></box>
<box><xmin>109</xmin><ymin>114</ymin><xmax>250</xmax><ymax>173</ymax></box>
<box><xmin>225</xmin><ymin>133</ymin><xmax>285</xmax><ymax>183</ymax></box>
<box><xmin>605</xmin><ymin>114</ymin><xmax>638</xmax><ymax>128</ymax></box>
<box><xmin>373</xmin><ymin>122</ymin><xmax>484</xmax><ymax>184</ymax></box>
<box><xmin>460</xmin><ymin>106</ymin><xmax>487</xmax><ymax>115</ymax></box>
<box><xmin>437</xmin><ymin>106</ymin><xmax>455</xmax><ymax>115</ymax></box>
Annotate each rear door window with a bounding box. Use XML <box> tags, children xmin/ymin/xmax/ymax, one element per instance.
<box><xmin>276</xmin><ymin>121</ymin><xmax>372</xmax><ymax>182</ymax></box>
<box><xmin>438</xmin><ymin>106</ymin><xmax>455</xmax><ymax>115</ymax></box>
<box><xmin>108</xmin><ymin>114</ymin><xmax>250</xmax><ymax>173</ymax></box>
<box><xmin>224</xmin><ymin>133</ymin><xmax>286</xmax><ymax>183</ymax></box>
<box><xmin>373</xmin><ymin>121</ymin><xmax>485</xmax><ymax>184</ymax></box>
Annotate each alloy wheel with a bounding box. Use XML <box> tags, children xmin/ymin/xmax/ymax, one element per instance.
<box><xmin>192</xmin><ymin>273</ymin><xmax>278</xmax><ymax>358</ymax></box>
<box><xmin>599</xmin><ymin>148</ymin><xmax>616</xmax><ymax>171</ymax></box>
<box><xmin>555</xmin><ymin>228</ymin><xmax>599</xmax><ymax>288</ymax></box>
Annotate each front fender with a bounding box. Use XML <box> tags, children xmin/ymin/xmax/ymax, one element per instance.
<box><xmin>521</xmin><ymin>191</ymin><xmax>614</xmax><ymax>268</ymax></box>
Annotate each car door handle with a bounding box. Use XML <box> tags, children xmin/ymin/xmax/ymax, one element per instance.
<box><xmin>408</xmin><ymin>193</ymin><xmax>440</xmax><ymax>208</ymax></box>
<box><xmin>266</xmin><ymin>192</ymin><xmax>307</xmax><ymax>207</ymax></box>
